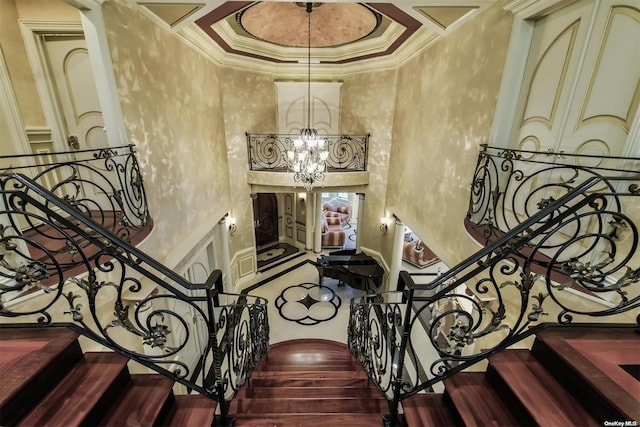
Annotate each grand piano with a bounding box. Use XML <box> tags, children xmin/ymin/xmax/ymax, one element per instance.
<box><xmin>315</xmin><ymin>250</ymin><xmax>385</xmax><ymax>293</ymax></box>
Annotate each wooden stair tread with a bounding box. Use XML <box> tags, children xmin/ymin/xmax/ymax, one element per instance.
<box><xmin>535</xmin><ymin>326</ymin><xmax>639</xmax><ymax>342</ymax></box>
<box><xmin>238</xmin><ymin>386</ymin><xmax>380</xmax><ymax>399</ymax></box>
<box><xmin>0</xmin><ymin>327</ymin><xmax>83</xmax><ymax>426</ymax></box>
<box><xmin>250</xmin><ymin>370</ymin><xmax>367</xmax><ymax>379</ymax></box>
<box><xmin>254</xmin><ymin>363</ymin><xmax>358</xmax><ymax>372</ymax></box>
<box><xmin>100</xmin><ymin>374</ymin><xmax>175</xmax><ymax>426</ymax></box>
<box><xmin>233</xmin><ymin>339</ymin><xmax>387</xmax><ymax>421</ymax></box>
<box><xmin>0</xmin><ymin>327</ymin><xmax>80</xmax><ymax>397</ymax></box>
<box><xmin>401</xmin><ymin>393</ymin><xmax>457</xmax><ymax>427</ymax></box>
<box><xmin>233</xmin><ymin>413</ymin><xmax>385</xmax><ymax>426</ymax></box>
<box><xmin>249</xmin><ymin>377</ymin><xmax>369</xmax><ymax>388</ymax></box>
<box><xmin>164</xmin><ymin>395</ymin><xmax>216</xmax><ymax>426</ymax></box>
<box><xmin>230</xmin><ymin>397</ymin><xmax>387</xmax><ymax>414</ymax></box>
<box><xmin>444</xmin><ymin>372</ymin><xmax>521</xmax><ymax>427</ymax></box>
<box><xmin>17</xmin><ymin>352</ymin><xmax>130</xmax><ymax>427</ymax></box>
<box><xmin>533</xmin><ymin>326</ymin><xmax>640</xmax><ymax>422</ymax></box>
<box><xmin>488</xmin><ymin>350</ymin><xmax>599</xmax><ymax>427</ymax></box>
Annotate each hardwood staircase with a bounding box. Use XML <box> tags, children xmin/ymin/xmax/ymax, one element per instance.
<box><xmin>402</xmin><ymin>326</ymin><xmax>640</xmax><ymax>427</ymax></box>
<box><xmin>0</xmin><ymin>327</ymin><xmax>216</xmax><ymax>426</ymax></box>
<box><xmin>2</xmin><ymin>327</ymin><xmax>637</xmax><ymax>426</ymax></box>
<box><xmin>231</xmin><ymin>339</ymin><xmax>388</xmax><ymax>426</ymax></box>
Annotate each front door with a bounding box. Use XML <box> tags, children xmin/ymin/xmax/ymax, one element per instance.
<box><xmin>253</xmin><ymin>193</ymin><xmax>279</xmax><ymax>248</ymax></box>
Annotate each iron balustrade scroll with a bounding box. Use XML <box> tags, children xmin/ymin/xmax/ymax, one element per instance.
<box><xmin>246</xmin><ymin>133</ymin><xmax>370</xmax><ymax>172</ymax></box>
<box><xmin>0</xmin><ymin>173</ymin><xmax>268</xmax><ymax>427</ymax></box>
<box><xmin>0</xmin><ymin>145</ymin><xmax>150</xmax><ymax>243</ymax></box>
<box><xmin>349</xmin><ymin>163</ymin><xmax>640</xmax><ymax>425</ymax></box>
<box><xmin>467</xmin><ymin>144</ymin><xmax>640</xmax><ymax>251</ymax></box>
<box><xmin>348</xmin><ymin>292</ymin><xmax>405</xmax><ymax>400</ymax></box>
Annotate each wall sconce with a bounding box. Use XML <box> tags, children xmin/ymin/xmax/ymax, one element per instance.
<box><xmin>298</xmin><ymin>192</ymin><xmax>306</xmax><ymax>205</ymax></box>
<box><xmin>380</xmin><ymin>217</ymin><xmax>389</xmax><ymax>235</ymax></box>
<box><xmin>227</xmin><ymin>216</ymin><xmax>237</xmax><ymax>235</ymax></box>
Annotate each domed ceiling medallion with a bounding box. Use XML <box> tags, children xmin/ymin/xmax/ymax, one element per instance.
<box><xmin>238</xmin><ymin>2</ymin><xmax>380</xmax><ymax>48</ymax></box>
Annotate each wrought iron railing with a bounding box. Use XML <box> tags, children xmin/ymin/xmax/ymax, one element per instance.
<box><xmin>0</xmin><ymin>173</ymin><xmax>268</xmax><ymax>426</ymax></box>
<box><xmin>348</xmin><ymin>147</ymin><xmax>639</xmax><ymax>425</ymax></box>
<box><xmin>0</xmin><ymin>145</ymin><xmax>150</xmax><ymax>240</ymax></box>
<box><xmin>246</xmin><ymin>133</ymin><xmax>370</xmax><ymax>172</ymax></box>
<box><xmin>467</xmin><ymin>144</ymin><xmax>639</xmax><ymax>250</ymax></box>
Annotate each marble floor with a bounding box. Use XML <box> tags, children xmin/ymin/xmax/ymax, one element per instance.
<box><xmin>237</xmin><ymin>252</ymin><xmax>366</xmax><ymax>344</ymax></box>
<box><xmin>235</xmin><ymin>248</ymin><xmax>448</xmax><ymax>345</ymax></box>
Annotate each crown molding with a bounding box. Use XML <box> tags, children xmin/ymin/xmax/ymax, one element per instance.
<box><xmin>179</xmin><ymin>21</ymin><xmax>444</xmax><ymax>78</ymax></box>
<box><xmin>210</xmin><ymin>18</ymin><xmax>407</xmax><ymax>64</ymax></box>
<box><xmin>64</xmin><ymin>0</ymin><xmax>105</xmax><ymax>10</ymax></box>
<box><xmin>504</xmin><ymin>0</ymin><xmax>577</xmax><ymax>18</ymax></box>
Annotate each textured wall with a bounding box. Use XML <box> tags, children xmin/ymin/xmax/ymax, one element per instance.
<box><xmin>386</xmin><ymin>1</ymin><xmax>514</xmax><ymax>268</ymax></box>
<box><xmin>340</xmin><ymin>69</ymin><xmax>398</xmax><ymax>260</ymax></box>
<box><xmin>218</xmin><ymin>67</ymin><xmax>277</xmax><ymax>254</ymax></box>
<box><xmin>102</xmin><ymin>0</ymin><xmax>231</xmax><ymax>261</ymax></box>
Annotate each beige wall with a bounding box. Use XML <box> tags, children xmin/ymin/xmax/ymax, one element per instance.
<box><xmin>102</xmin><ymin>0</ymin><xmax>231</xmax><ymax>262</ymax></box>
<box><xmin>340</xmin><ymin>69</ymin><xmax>397</xmax><ymax>259</ymax></box>
<box><xmin>386</xmin><ymin>1</ymin><xmax>514</xmax><ymax>269</ymax></box>
<box><xmin>218</xmin><ymin>67</ymin><xmax>277</xmax><ymax>254</ymax></box>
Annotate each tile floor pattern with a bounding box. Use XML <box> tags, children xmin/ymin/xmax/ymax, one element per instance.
<box><xmin>274</xmin><ymin>282</ymin><xmax>342</xmax><ymax>326</ymax></box>
<box><xmin>237</xmin><ymin>249</ymin><xmax>449</xmax><ymax>345</ymax></box>
<box><xmin>237</xmin><ymin>254</ymin><xmax>366</xmax><ymax>344</ymax></box>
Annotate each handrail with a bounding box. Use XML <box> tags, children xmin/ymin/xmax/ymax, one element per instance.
<box><xmin>0</xmin><ymin>144</ymin><xmax>136</xmax><ymax>161</ymax></box>
<box><xmin>0</xmin><ymin>173</ymin><xmax>269</xmax><ymax>426</ymax></box>
<box><xmin>349</xmin><ymin>167</ymin><xmax>639</xmax><ymax>425</ymax></box>
<box><xmin>3</xmin><ymin>173</ymin><xmax>193</xmax><ymax>291</ymax></box>
<box><xmin>419</xmin><ymin>176</ymin><xmax>605</xmax><ymax>292</ymax></box>
<box><xmin>467</xmin><ymin>145</ymin><xmax>639</xmax><ymax>248</ymax></box>
<box><xmin>482</xmin><ymin>143</ymin><xmax>640</xmax><ymax>163</ymax></box>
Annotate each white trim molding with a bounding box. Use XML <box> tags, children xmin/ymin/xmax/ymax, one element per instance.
<box><xmin>0</xmin><ymin>46</ymin><xmax>32</xmax><ymax>158</ymax></box>
<box><xmin>79</xmin><ymin>6</ymin><xmax>130</xmax><ymax>147</ymax></box>
<box><xmin>504</xmin><ymin>0</ymin><xmax>579</xmax><ymax>18</ymax></box>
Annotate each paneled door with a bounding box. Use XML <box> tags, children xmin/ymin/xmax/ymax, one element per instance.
<box><xmin>511</xmin><ymin>0</ymin><xmax>640</xmax><ymax>163</ymax></box>
<box><xmin>40</xmin><ymin>33</ymin><xmax>110</xmax><ymax>203</ymax></box>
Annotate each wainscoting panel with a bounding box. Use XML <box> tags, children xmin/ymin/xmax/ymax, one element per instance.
<box><xmin>233</xmin><ymin>247</ymin><xmax>256</xmax><ymax>282</ymax></box>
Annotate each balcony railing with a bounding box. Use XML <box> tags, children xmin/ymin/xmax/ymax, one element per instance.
<box><xmin>348</xmin><ymin>146</ymin><xmax>640</xmax><ymax>426</ymax></box>
<box><xmin>466</xmin><ymin>144</ymin><xmax>640</xmax><ymax>251</ymax></box>
<box><xmin>246</xmin><ymin>133</ymin><xmax>370</xmax><ymax>172</ymax></box>
<box><xmin>0</xmin><ymin>145</ymin><xmax>151</xmax><ymax>280</ymax></box>
<box><xmin>0</xmin><ymin>144</ymin><xmax>150</xmax><ymax>236</ymax></box>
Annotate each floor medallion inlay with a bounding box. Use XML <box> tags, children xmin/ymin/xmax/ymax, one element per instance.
<box><xmin>275</xmin><ymin>282</ymin><xmax>341</xmax><ymax>326</ymax></box>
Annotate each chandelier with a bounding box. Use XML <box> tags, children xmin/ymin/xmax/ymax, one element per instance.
<box><xmin>286</xmin><ymin>2</ymin><xmax>329</xmax><ymax>191</ymax></box>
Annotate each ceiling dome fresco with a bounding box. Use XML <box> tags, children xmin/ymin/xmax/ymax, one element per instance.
<box><xmin>239</xmin><ymin>3</ymin><xmax>380</xmax><ymax>48</ymax></box>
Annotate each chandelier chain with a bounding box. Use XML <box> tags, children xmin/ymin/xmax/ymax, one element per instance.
<box><xmin>283</xmin><ymin>2</ymin><xmax>328</xmax><ymax>191</ymax></box>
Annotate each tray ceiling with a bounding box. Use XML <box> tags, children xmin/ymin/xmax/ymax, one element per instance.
<box><xmin>135</xmin><ymin>1</ymin><xmax>494</xmax><ymax>69</ymax></box>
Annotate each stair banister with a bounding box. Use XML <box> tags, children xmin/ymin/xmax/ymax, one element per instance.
<box><xmin>0</xmin><ymin>173</ymin><xmax>269</xmax><ymax>427</ymax></box>
<box><xmin>350</xmin><ymin>174</ymin><xmax>639</xmax><ymax>426</ymax></box>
